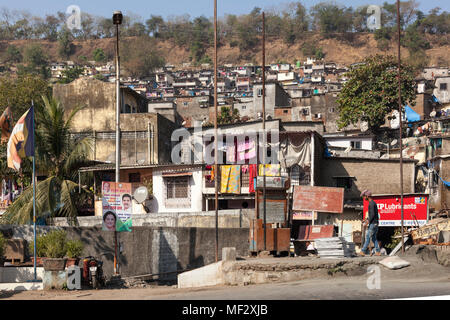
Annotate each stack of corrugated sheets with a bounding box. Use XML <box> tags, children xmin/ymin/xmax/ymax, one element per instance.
<box><xmin>314</xmin><ymin>237</ymin><xmax>356</xmax><ymax>258</ymax></box>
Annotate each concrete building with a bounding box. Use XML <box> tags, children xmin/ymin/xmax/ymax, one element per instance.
<box><xmin>253</xmin><ymin>82</ymin><xmax>291</xmax><ymax>119</ymax></box>
<box><xmin>434</xmin><ymin>76</ymin><xmax>450</xmax><ymax>104</ymax></box>
<box><xmin>53</xmin><ymin>77</ymin><xmax>178</xmax><ymax>166</ymax></box>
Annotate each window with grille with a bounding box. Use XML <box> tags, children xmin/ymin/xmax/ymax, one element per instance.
<box><xmin>166</xmin><ymin>177</ymin><xmax>189</xmax><ymax>199</ymax></box>
<box><xmin>334</xmin><ymin>177</ymin><xmax>353</xmax><ymax>189</ymax></box>
<box><xmin>129</xmin><ymin>173</ymin><xmax>141</xmax><ymax>183</ymax></box>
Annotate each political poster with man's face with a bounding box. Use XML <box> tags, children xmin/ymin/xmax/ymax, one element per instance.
<box><xmin>102</xmin><ymin>181</ymin><xmax>132</xmax><ymax>232</ymax></box>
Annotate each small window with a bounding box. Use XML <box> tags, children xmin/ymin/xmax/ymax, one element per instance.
<box><xmin>242</xmin><ymin>105</ymin><xmax>246</xmax><ymax>110</ymax></box>
<box><xmin>257</xmin><ymin>88</ymin><xmax>263</xmax><ymax>97</ymax></box>
<box><xmin>128</xmin><ymin>173</ymin><xmax>141</xmax><ymax>183</ymax></box>
<box><xmin>329</xmin><ymin>107</ymin><xmax>335</xmax><ymax>113</ymax></box>
<box><xmin>351</xmin><ymin>141</ymin><xmax>362</xmax><ymax>149</ymax></box>
<box><xmin>302</xmin><ymin>108</ymin><xmax>309</xmax><ymax>116</ymax></box>
<box><xmin>440</xmin><ymin>83</ymin><xmax>448</xmax><ymax>91</ymax></box>
<box><xmin>166</xmin><ymin>177</ymin><xmax>189</xmax><ymax>199</ymax></box>
<box><xmin>283</xmin><ymin>109</ymin><xmax>289</xmax><ymax>114</ymax></box>
<box><xmin>334</xmin><ymin>177</ymin><xmax>353</xmax><ymax>189</ymax></box>
<box><xmin>183</xmin><ymin>102</ymin><xmax>189</xmax><ymax>107</ymax></box>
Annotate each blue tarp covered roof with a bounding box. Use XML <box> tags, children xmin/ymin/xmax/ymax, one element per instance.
<box><xmin>405</xmin><ymin>105</ymin><xmax>421</xmax><ymax>123</ymax></box>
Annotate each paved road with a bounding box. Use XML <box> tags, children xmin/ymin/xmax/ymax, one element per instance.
<box><xmin>2</xmin><ymin>275</ymin><xmax>450</xmax><ymax>300</ymax></box>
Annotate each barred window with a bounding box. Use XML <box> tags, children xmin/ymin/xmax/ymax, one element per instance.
<box><xmin>166</xmin><ymin>177</ymin><xmax>189</xmax><ymax>199</ymax></box>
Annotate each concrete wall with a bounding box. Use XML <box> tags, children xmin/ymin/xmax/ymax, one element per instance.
<box><xmin>52</xmin><ymin>209</ymin><xmax>255</xmax><ymax>228</ymax></box>
<box><xmin>319</xmin><ymin>157</ymin><xmax>416</xmax><ymax>201</ymax></box>
<box><xmin>0</xmin><ymin>225</ymin><xmax>250</xmax><ymax>280</ymax></box>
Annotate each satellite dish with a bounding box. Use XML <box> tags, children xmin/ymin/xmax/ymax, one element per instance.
<box><xmin>133</xmin><ymin>186</ymin><xmax>149</xmax><ymax>204</ymax></box>
<box><xmin>360</xmin><ymin>121</ymin><xmax>369</xmax><ymax>132</ymax></box>
<box><xmin>391</xmin><ymin>139</ymin><xmax>397</xmax><ymax>146</ymax></box>
<box><xmin>430</xmin><ymin>110</ymin><xmax>436</xmax><ymax>117</ymax></box>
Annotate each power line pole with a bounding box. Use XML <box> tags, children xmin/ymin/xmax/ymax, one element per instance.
<box><xmin>214</xmin><ymin>0</ymin><xmax>219</xmax><ymax>262</ymax></box>
<box><xmin>396</xmin><ymin>0</ymin><xmax>405</xmax><ymax>253</ymax></box>
<box><xmin>262</xmin><ymin>12</ymin><xmax>267</xmax><ymax>251</ymax></box>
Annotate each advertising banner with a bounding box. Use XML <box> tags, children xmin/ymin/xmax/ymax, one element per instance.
<box><xmin>102</xmin><ymin>181</ymin><xmax>133</xmax><ymax>232</ymax></box>
<box><xmin>363</xmin><ymin>194</ymin><xmax>428</xmax><ymax>227</ymax></box>
<box><xmin>293</xmin><ymin>186</ymin><xmax>344</xmax><ymax>214</ymax></box>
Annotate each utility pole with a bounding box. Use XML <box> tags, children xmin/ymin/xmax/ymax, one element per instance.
<box><xmin>113</xmin><ymin>10</ymin><xmax>123</xmax><ymax>275</ymax></box>
<box><xmin>396</xmin><ymin>0</ymin><xmax>405</xmax><ymax>253</ymax></box>
<box><xmin>262</xmin><ymin>12</ymin><xmax>267</xmax><ymax>251</ymax></box>
<box><xmin>214</xmin><ymin>0</ymin><xmax>219</xmax><ymax>262</ymax></box>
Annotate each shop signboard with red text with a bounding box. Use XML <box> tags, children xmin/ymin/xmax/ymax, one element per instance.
<box><xmin>363</xmin><ymin>194</ymin><xmax>429</xmax><ymax>227</ymax></box>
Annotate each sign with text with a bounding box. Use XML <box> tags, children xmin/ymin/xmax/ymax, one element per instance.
<box><xmin>293</xmin><ymin>186</ymin><xmax>344</xmax><ymax>214</ymax></box>
<box><xmin>363</xmin><ymin>194</ymin><xmax>429</xmax><ymax>227</ymax></box>
<box><xmin>102</xmin><ymin>181</ymin><xmax>133</xmax><ymax>232</ymax></box>
<box><xmin>292</xmin><ymin>211</ymin><xmax>317</xmax><ymax>220</ymax></box>
<box><xmin>411</xmin><ymin>219</ymin><xmax>450</xmax><ymax>240</ymax></box>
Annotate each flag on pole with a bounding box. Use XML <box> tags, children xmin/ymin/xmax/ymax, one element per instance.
<box><xmin>7</xmin><ymin>106</ymin><xmax>34</xmax><ymax>171</ymax></box>
<box><xmin>0</xmin><ymin>106</ymin><xmax>13</xmax><ymax>143</ymax></box>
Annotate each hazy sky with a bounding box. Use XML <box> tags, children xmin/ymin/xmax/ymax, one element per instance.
<box><xmin>0</xmin><ymin>0</ymin><xmax>448</xmax><ymax>20</ymax></box>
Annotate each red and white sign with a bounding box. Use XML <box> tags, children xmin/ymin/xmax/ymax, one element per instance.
<box><xmin>363</xmin><ymin>194</ymin><xmax>428</xmax><ymax>227</ymax></box>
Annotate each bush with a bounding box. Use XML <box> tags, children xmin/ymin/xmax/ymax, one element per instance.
<box><xmin>28</xmin><ymin>234</ymin><xmax>47</xmax><ymax>257</ymax></box>
<box><xmin>65</xmin><ymin>240</ymin><xmax>84</xmax><ymax>258</ymax></box>
<box><xmin>28</xmin><ymin>230</ymin><xmax>68</xmax><ymax>258</ymax></box>
<box><xmin>0</xmin><ymin>232</ymin><xmax>6</xmax><ymax>258</ymax></box>
<box><xmin>44</xmin><ymin>230</ymin><xmax>67</xmax><ymax>258</ymax></box>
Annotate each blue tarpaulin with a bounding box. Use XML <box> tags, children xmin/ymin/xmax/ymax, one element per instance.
<box><xmin>432</xmin><ymin>95</ymin><xmax>440</xmax><ymax>104</ymax></box>
<box><xmin>405</xmin><ymin>105</ymin><xmax>421</xmax><ymax>123</ymax></box>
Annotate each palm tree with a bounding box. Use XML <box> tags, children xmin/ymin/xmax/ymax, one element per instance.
<box><xmin>2</xmin><ymin>95</ymin><xmax>92</xmax><ymax>224</ymax></box>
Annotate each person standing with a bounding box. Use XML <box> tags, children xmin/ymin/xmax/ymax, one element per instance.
<box><xmin>359</xmin><ymin>190</ymin><xmax>381</xmax><ymax>256</ymax></box>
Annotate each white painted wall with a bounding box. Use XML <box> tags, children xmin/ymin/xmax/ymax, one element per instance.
<box><xmin>152</xmin><ymin>168</ymin><xmax>203</xmax><ymax>213</ymax></box>
<box><xmin>326</xmin><ymin>137</ymin><xmax>373</xmax><ymax>150</ymax></box>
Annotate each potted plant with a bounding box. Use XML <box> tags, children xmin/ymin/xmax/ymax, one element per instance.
<box><xmin>42</xmin><ymin>230</ymin><xmax>68</xmax><ymax>271</ymax></box>
<box><xmin>28</xmin><ymin>234</ymin><xmax>47</xmax><ymax>266</ymax></box>
<box><xmin>0</xmin><ymin>232</ymin><xmax>6</xmax><ymax>267</ymax></box>
<box><xmin>65</xmin><ymin>239</ymin><xmax>84</xmax><ymax>267</ymax></box>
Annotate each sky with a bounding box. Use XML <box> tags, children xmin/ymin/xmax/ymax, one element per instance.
<box><xmin>0</xmin><ymin>0</ymin><xmax>448</xmax><ymax>20</ymax></box>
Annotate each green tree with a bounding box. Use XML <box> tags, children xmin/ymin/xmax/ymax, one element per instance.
<box><xmin>92</xmin><ymin>48</ymin><xmax>106</xmax><ymax>63</ymax></box>
<box><xmin>58</xmin><ymin>28</ymin><xmax>75</xmax><ymax>60</ymax></box>
<box><xmin>217</xmin><ymin>106</ymin><xmax>240</xmax><ymax>125</ymax></box>
<box><xmin>22</xmin><ymin>44</ymin><xmax>50</xmax><ymax>79</ymax></box>
<box><xmin>146</xmin><ymin>15</ymin><xmax>165</xmax><ymax>38</ymax></box>
<box><xmin>190</xmin><ymin>16</ymin><xmax>213</xmax><ymax>63</ymax></box>
<box><xmin>336</xmin><ymin>55</ymin><xmax>416</xmax><ymax>132</ymax></box>
<box><xmin>3</xmin><ymin>45</ymin><xmax>22</xmax><ymax>64</ymax></box>
<box><xmin>0</xmin><ymin>74</ymin><xmax>51</xmax><ymax>121</ymax></box>
<box><xmin>2</xmin><ymin>96</ymin><xmax>92</xmax><ymax>224</ymax></box>
<box><xmin>58</xmin><ymin>66</ymin><xmax>84</xmax><ymax>84</ymax></box>
<box><xmin>311</xmin><ymin>2</ymin><xmax>353</xmax><ymax>36</ymax></box>
<box><xmin>121</xmin><ymin>36</ymin><xmax>165</xmax><ymax>78</ymax></box>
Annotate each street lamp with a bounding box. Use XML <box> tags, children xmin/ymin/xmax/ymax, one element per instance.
<box><xmin>113</xmin><ymin>11</ymin><xmax>122</xmax><ymax>184</ymax></box>
<box><xmin>113</xmin><ymin>10</ymin><xmax>122</xmax><ymax>276</ymax></box>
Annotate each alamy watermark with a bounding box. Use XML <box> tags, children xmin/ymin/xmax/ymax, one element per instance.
<box><xmin>366</xmin><ymin>265</ymin><xmax>381</xmax><ymax>290</ymax></box>
<box><xmin>367</xmin><ymin>5</ymin><xmax>382</xmax><ymax>31</ymax></box>
<box><xmin>66</xmin><ymin>5</ymin><xmax>81</xmax><ymax>31</ymax></box>
<box><xmin>170</xmin><ymin>125</ymin><xmax>280</xmax><ymax>166</ymax></box>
